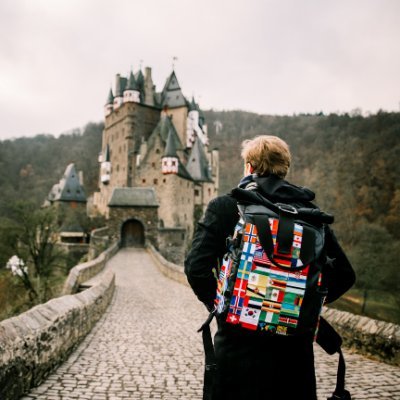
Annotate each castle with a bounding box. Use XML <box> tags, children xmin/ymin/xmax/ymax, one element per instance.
<box><xmin>92</xmin><ymin>67</ymin><xmax>219</xmax><ymax>262</ymax></box>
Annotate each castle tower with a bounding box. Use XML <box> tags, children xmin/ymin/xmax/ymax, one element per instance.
<box><xmin>104</xmin><ymin>89</ymin><xmax>114</xmax><ymax>116</ymax></box>
<box><xmin>186</xmin><ymin>97</ymin><xmax>208</xmax><ymax>148</ymax></box>
<box><xmin>161</xmin><ymin>129</ymin><xmax>179</xmax><ymax>175</ymax></box>
<box><xmin>123</xmin><ymin>71</ymin><xmax>140</xmax><ymax>103</ymax></box>
<box><xmin>113</xmin><ymin>74</ymin><xmax>124</xmax><ymax>109</ymax></box>
<box><xmin>161</xmin><ymin>71</ymin><xmax>188</xmax><ymax>146</ymax></box>
<box><xmin>93</xmin><ymin>65</ymin><xmax>219</xmax><ymax>263</ymax></box>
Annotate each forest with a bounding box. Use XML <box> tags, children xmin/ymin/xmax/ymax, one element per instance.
<box><xmin>0</xmin><ymin>111</ymin><xmax>399</xmax><ymax>323</ymax></box>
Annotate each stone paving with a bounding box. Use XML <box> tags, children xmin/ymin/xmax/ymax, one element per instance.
<box><xmin>23</xmin><ymin>248</ymin><xmax>400</xmax><ymax>400</ymax></box>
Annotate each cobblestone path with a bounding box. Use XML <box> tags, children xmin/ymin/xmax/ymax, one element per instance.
<box><xmin>24</xmin><ymin>248</ymin><xmax>400</xmax><ymax>400</ymax></box>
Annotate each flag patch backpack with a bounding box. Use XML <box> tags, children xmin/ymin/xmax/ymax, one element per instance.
<box><xmin>215</xmin><ymin>188</ymin><xmax>330</xmax><ymax>336</ymax></box>
<box><xmin>199</xmin><ymin>187</ymin><xmax>352</xmax><ymax>400</ymax></box>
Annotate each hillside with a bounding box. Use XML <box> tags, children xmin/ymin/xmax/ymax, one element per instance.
<box><xmin>0</xmin><ymin>111</ymin><xmax>399</xmax><ymax>322</ymax></box>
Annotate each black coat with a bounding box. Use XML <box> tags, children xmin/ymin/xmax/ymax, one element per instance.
<box><xmin>185</xmin><ymin>175</ymin><xmax>355</xmax><ymax>400</ymax></box>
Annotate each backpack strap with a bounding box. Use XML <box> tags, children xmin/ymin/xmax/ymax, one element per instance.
<box><xmin>317</xmin><ymin>317</ymin><xmax>352</xmax><ymax>400</ymax></box>
<box><xmin>198</xmin><ymin>311</ymin><xmax>217</xmax><ymax>400</ymax></box>
<box><xmin>275</xmin><ymin>204</ymin><xmax>296</xmax><ymax>254</ymax></box>
<box><xmin>252</xmin><ymin>214</ymin><xmax>274</xmax><ymax>254</ymax></box>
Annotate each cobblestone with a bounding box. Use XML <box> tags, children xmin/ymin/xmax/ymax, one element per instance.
<box><xmin>26</xmin><ymin>248</ymin><xmax>400</xmax><ymax>399</ymax></box>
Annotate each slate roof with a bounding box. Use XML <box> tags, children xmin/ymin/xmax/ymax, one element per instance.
<box><xmin>177</xmin><ymin>162</ymin><xmax>193</xmax><ymax>181</ymax></box>
<box><xmin>186</xmin><ymin>138</ymin><xmax>213</xmax><ymax>182</ymax></box>
<box><xmin>161</xmin><ymin>71</ymin><xmax>187</xmax><ymax>109</ymax></box>
<box><xmin>106</xmin><ymin>88</ymin><xmax>114</xmax><ymax>105</ymax></box>
<box><xmin>47</xmin><ymin>163</ymin><xmax>86</xmax><ymax>203</ymax></box>
<box><xmin>108</xmin><ymin>187</ymin><xmax>159</xmax><ymax>207</ymax></box>
<box><xmin>148</xmin><ymin>116</ymin><xmax>184</xmax><ymax>154</ymax></box>
<box><xmin>164</xmin><ymin>128</ymin><xmax>178</xmax><ymax>157</ymax></box>
<box><xmin>126</xmin><ymin>71</ymin><xmax>139</xmax><ymax>91</ymax></box>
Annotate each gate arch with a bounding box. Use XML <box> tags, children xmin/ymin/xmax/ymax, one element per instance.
<box><xmin>120</xmin><ymin>219</ymin><xmax>145</xmax><ymax>247</ymax></box>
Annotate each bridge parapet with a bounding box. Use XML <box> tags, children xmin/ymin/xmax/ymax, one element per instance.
<box><xmin>0</xmin><ymin>244</ymin><xmax>117</xmax><ymax>400</ymax></box>
<box><xmin>322</xmin><ymin>307</ymin><xmax>400</xmax><ymax>366</ymax></box>
<box><xmin>148</xmin><ymin>244</ymin><xmax>400</xmax><ymax>367</ymax></box>
<box><xmin>63</xmin><ymin>240</ymin><xmax>118</xmax><ymax>294</ymax></box>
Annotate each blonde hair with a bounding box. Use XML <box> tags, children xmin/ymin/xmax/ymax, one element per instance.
<box><xmin>241</xmin><ymin>135</ymin><xmax>291</xmax><ymax>178</ymax></box>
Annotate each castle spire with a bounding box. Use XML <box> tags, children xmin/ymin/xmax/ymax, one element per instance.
<box><xmin>104</xmin><ymin>88</ymin><xmax>114</xmax><ymax>116</ymax></box>
<box><xmin>161</xmin><ymin>129</ymin><xmax>179</xmax><ymax>175</ymax></box>
<box><xmin>124</xmin><ymin>70</ymin><xmax>140</xmax><ymax>103</ymax></box>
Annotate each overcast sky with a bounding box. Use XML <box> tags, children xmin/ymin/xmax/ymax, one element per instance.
<box><xmin>0</xmin><ymin>0</ymin><xmax>399</xmax><ymax>140</ymax></box>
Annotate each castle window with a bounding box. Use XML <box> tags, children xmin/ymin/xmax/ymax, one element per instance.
<box><xmin>156</xmin><ymin>149</ymin><xmax>160</xmax><ymax>154</ymax></box>
<box><xmin>208</xmin><ymin>188</ymin><xmax>211</xmax><ymax>195</ymax></box>
<box><xmin>195</xmin><ymin>189</ymin><xmax>199</xmax><ymax>196</ymax></box>
<box><xmin>142</xmin><ymin>179</ymin><xmax>146</xmax><ymax>183</ymax></box>
<box><xmin>163</xmin><ymin>178</ymin><xmax>166</xmax><ymax>183</ymax></box>
<box><xmin>153</xmin><ymin>179</ymin><xmax>158</xmax><ymax>185</ymax></box>
<box><xmin>152</xmin><ymin>162</ymin><xmax>156</xmax><ymax>168</ymax></box>
<box><xmin>172</xmin><ymin>160</ymin><xmax>176</xmax><ymax>166</ymax></box>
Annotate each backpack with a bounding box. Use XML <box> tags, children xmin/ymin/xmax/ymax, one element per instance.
<box><xmin>199</xmin><ymin>188</ymin><xmax>351</xmax><ymax>400</ymax></box>
<box><xmin>215</xmin><ymin>187</ymin><xmax>330</xmax><ymax>337</ymax></box>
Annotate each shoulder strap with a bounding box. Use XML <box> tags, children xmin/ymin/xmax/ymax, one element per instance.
<box><xmin>198</xmin><ymin>311</ymin><xmax>217</xmax><ymax>400</ymax></box>
<box><xmin>318</xmin><ymin>317</ymin><xmax>352</xmax><ymax>399</ymax></box>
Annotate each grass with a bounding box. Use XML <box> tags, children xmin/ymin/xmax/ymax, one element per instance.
<box><xmin>329</xmin><ymin>288</ymin><xmax>400</xmax><ymax>325</ymax></box>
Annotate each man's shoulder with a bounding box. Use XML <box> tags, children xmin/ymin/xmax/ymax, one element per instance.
<box><xmin>209</xmin><ymin>193</ymin><xmax>238</xmax><ymax>212</ymax></box>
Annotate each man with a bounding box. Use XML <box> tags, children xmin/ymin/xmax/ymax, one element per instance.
<box><xmin>185</xmin><ymin>135</ymin><xmax>355</xmax><ymax>400</ymax></box>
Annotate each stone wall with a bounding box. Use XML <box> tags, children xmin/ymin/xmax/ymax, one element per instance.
<box><xmin>63</xmin><ymin>241</ymin><xmax>119</xmax><ymax>295</ymax></box>
<box><xmin>107</xmin><ymin>207</ymin><xmax>159</xmax><ymax>246</ymax></box>
<box><xmin>149</xmin><ymin>245</ymin><xmax>400</xmax><ymax>367</ymax></box>
<box><xmin>158</xmin><ymin>227</ymin><xmax>187</xmax><ymax>264</ymax></box>
<box><xmin>147</xmin><ymin>243</ymin><xmax>188</xmax><ymax>287</ymax></box>
<box><xmin>322</xmin><ymin>307</ymin><xmax>400</xmax><ymax>366</ymax></box>
<box><xmin>0</xmin><ymin>267</ymin><xmax>115</xmax><ymax>400</ymax></box>
<box><xmin>88</xmin><ymin>226</ymin><xmax>111</xmax><ymax>260</ymax></box>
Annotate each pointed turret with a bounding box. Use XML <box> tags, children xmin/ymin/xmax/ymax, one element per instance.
<box><xmin>135</xmin><ymin>69</ymin><xmax>145</xmax><ymax>102</ymax></box>
<box><xmin>104</xmin><ymin>88</ymin><xmax>114</xmax><ymax>116</ymax></box>
<box><xmin>186</xmin><ymin>137</ymin><xmax>213</xmax><ymax>182</ymax></box>
<box><xmin>161</xmin><ymin>129</ymin><xmax>179</xmax><ymax>175</ymax></box>
<box><xmin>47</xmin><ymin>164</ymin><xmax>86</xmax><ymax>203</ymax></box>
<box><xmin>124</xmin><ymin>71</ymin><xmax>140</xmax><ymax>103</ymax></box>
<box><xmin>161</xmin><ymin>71</ymin><xmax>187</xmax><ymax>109</ymax></box>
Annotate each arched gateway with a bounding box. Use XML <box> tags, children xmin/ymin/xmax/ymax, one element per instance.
<box><xmin>121</xmin><ymin>219</ymin><xmax>145</xmax><ymax>247</ymax></box>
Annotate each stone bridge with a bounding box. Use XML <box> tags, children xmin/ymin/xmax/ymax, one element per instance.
<box><xmin>1</xmin><ymin>248</ymin><xmax>400</xmax><ymax>400</ymax></box>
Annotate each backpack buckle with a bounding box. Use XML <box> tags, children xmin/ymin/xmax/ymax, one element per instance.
<box><xmin>276</xmin><ymin>203</ymin><xmax>298</xmax><ymax>215</ymax></box>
